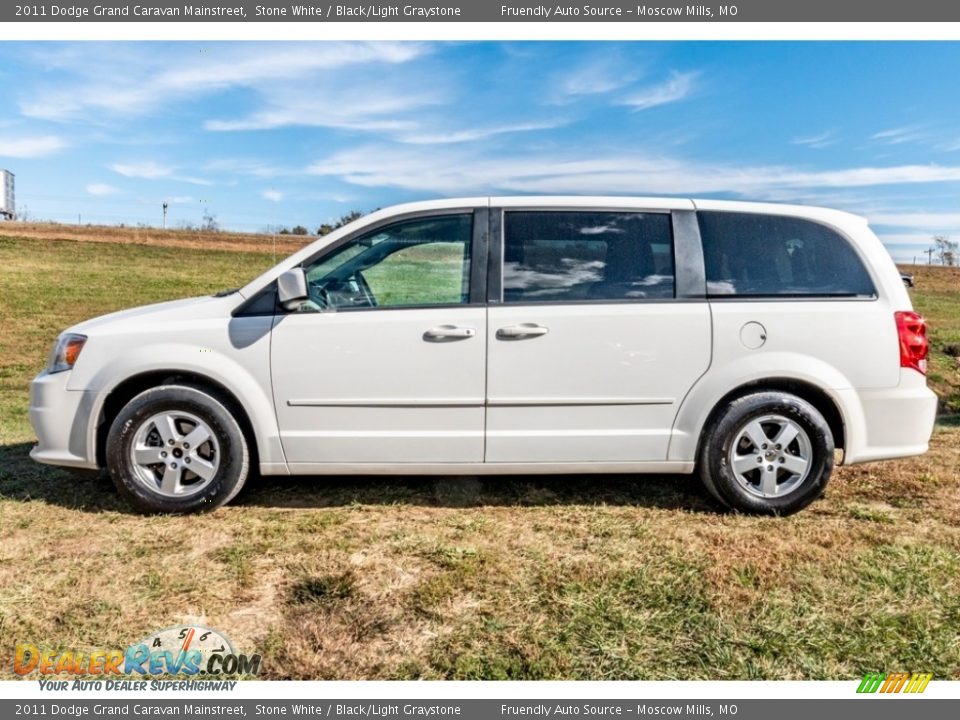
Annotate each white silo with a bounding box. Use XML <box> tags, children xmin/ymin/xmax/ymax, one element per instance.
<box><xmin>0</xmin><ymin>170</ymin><xmax>14</xmax><ymax>219</ymax></box>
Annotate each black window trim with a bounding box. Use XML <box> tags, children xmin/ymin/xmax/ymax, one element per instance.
<box><xmin>233</xmin><ymin>204</ymin><xmax>879</xmax><ymax>317</ymax></box>
<box><xmin>489</xmin><ymin>206</ymin><xmax>703</xmax><ymax>307</ymax></box>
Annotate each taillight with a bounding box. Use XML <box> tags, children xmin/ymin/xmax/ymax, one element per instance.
<box><xmin>895</xmin><ymin>311</ymin><xmax>928</xmax><ymax>375</ymax></box>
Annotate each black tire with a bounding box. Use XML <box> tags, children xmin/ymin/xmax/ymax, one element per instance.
<box><xmin>106</xmin><ymin>384</ymin><xmax>249</xmax><ymax>513</ymax></box>
<box><xmin>697</xmin><ymin>392</ymin><xmax>834</xmax><ymax>516</ymax></box>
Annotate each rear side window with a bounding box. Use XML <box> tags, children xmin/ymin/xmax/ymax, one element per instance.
<box><xmin>503</xmin><ymin>211</ymin><xmax>675</xmax><ymax>303</ymax></box>
<box><xmin>698</xmin><ymin>212</ymin><xmax>876</xmax><ymax>298</ymax></box>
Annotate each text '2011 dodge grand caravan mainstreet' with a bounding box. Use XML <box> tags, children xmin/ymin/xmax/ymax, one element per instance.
<box><xmin>29</xmin><ymin>197</ymin><xmax>937</xmax><ymax>515</ymax></box>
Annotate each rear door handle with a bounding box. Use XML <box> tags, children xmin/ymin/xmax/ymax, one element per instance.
<box><xmin>497</xmin><ymin>323</ymin><xmax>549</xmax><ymax>340</ymax></box>
<box><xmin>423</xmin><ymin>325</ymin><xmax>476</xmax><ymax>341</ymax></box>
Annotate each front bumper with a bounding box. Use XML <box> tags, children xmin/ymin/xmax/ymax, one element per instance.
<box><xmin>28</xmin><ymin>370</ymin><xmax>100</xmax><ymax>470</ymax></box>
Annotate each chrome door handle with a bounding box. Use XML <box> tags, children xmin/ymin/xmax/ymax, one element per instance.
<box><xmin>497</xmin><ymin>323</ymin><xmax>549</xmax><ymax>339</ymax></box>
<box><xmin>423</xmin><ymin>325</ymin><xmax>476</xmax><ymax>341</ymax></box>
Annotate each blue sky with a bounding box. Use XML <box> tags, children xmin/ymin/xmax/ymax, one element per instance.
<box><xmin>2</xmin><ymin>41</ymin><xmax>960</xmax><ymax>261</ymax></box>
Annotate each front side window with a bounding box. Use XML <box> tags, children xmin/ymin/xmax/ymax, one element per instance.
<box><xmin>502</xmin><ymin>211</ymin><xmax>675</xmax><ymax>303</ymax></box>
<box><xmin>300</xmin><ymin>214</ymin><xmax>473</xmax><ymax>311</ymax></box>
<box><xmin>698</xmin><ymin>212</ymin><xmax>876</xmax><ymax>298</ymax></box>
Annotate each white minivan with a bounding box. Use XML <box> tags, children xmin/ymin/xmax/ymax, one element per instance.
<box><xmin>29</xmin><ymin>197</ymin><xmax>937</xmax><ymax>515</ymax></box>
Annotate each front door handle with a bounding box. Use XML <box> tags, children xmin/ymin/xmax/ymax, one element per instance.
<box><xmin>423</xmin><ymin>325</ymin><xmax>476</xmax><ymax>341</ymax></box>
<box><xmin>497</xmin><ymin>323</ymin><xmax>549</xmax><ymax>340</ymax></box>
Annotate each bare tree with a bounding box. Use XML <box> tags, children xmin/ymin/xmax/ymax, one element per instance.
<box><xmin>318</xmin><ymin>210</ymin><xmax>366</xmax><ymax>237</ymax></box>
<box><xmin>201</xmin><ymin>210</ymin><xmax>220</xmax><ymax>233</ymax></box>
<box><xmin>933</xmin><ymin>235</ymin><xmax>958</xmax><ymax>266</ymax></box>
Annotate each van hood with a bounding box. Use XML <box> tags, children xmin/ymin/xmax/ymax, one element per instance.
<box><xmin>66</xmin><ymin>294</ymin><xmax>234</xmax><ymax>336</ymax></box>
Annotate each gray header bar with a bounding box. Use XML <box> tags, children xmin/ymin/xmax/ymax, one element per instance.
<box><xmin>7</xmin><ymin>0</ymin><xmax>960</xmax><ymax>22</ymax></box>
<box><xmin>1</xmin><ymin>699</ymin><xmax>959</xmax><ymax>720</ymax></box>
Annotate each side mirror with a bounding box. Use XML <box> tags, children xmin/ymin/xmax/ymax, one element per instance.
<box><xmin>277</xmin><ymin>268</ymin><xmax>308</xmax><ymax>311</ymax></box>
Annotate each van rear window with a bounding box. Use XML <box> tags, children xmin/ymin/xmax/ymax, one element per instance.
<box><xmin>698</xmin><ymin>211</ymin><xmax>876</xmax><ymax>298</ymax></box>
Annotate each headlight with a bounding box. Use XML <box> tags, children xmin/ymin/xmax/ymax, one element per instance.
<box><xmin>47</xmin><ymin>333</ymin><xmax>87</xmax><ymax>374</ymax></box>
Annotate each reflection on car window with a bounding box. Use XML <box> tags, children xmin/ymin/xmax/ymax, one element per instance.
<box><xmin>503</xmin><ymin>211</ymin><xmax>675</xmax><ymax>303</ymax></box>
<box><xmin>301</xmin><ymin>215</ymin><xmax>473</xmax><ymax>311</ymax></box>
<box><xmin>698</xmin><ymin>212</ymin><xmax>876</xmax><ymax>297</ymax></box>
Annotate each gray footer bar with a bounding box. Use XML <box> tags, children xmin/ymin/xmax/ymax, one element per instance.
<box><xmin>2</xmin><ymin>699</ymin><xmax>957</xmax><ymax>720</ymax></box>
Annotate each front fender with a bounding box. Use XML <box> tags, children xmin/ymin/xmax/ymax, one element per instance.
<box><xmin>71</xmin><ymin>329</ymin><xmax>286</xmax><ymax>471</ymax></box>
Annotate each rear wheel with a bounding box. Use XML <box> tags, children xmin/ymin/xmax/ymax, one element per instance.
<box><xmin>106</xmin><ymin>385</ymin><xmax>249</xmax><ymax>513</ymax></box>
<box><xmin>698</xmin><ymin>392</ymin><xmax>834</xmax><ymax>515</ymax></box>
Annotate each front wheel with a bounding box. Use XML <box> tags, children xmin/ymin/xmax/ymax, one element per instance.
<box><xmin>106</xmin><ymin>384</ymin><xmax>250</xmax><ymax>513</ymax></box>
<box><xmin>698</xmin><ymin>392</ymin><xmax>834</xmax><ymax>515</ymax></box>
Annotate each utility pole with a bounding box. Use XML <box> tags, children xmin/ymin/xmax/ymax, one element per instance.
<box><xmin>162</xmin><ymin>202</ymin><xmax>169</xmax><ymax>229</ymax></box>
<box><xmin>926</xmin><ymin>246</ymin><xmax>935</xmax><ymax>265</ymax></box>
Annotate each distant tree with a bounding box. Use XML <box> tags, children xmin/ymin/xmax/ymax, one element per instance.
<box><xmin>291</xmin><ymin>225</ymin><xmax>310</xmax><ymax>236</ymax></box>
<box><xmin>317</xmin><ymin>210</ymin><xmax>366</xmax><ymax>237</ymax></box>
<box><xmin>933</xmin><ymin>235</ymin><xmax>958</xmax><ymax>265</ymax></box>
<box><xmin>201</xmin><ymin>210</ymin><xmax>220</xmax><ymax>233</ymax></box>
<box><xmin>337</xmin><ymin>210</ymin><xmax>364</xmax><ymax>227</ymax></box>
<box><xmin>278</xmin><ymin>228</ymin><xmax>291</xmax><ymax>235</ymax></box>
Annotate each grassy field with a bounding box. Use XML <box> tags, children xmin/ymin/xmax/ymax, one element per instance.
<box><xmin>0</xmin><ymin>233</ymin><xmax>958</xmax><ymax>680</ymax></box>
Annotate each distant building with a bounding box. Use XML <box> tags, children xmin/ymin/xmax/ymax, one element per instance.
<box><xmin>0</xmin><ymin>170</ymin><xmax>13</xmax><ymax>220</ymax></box>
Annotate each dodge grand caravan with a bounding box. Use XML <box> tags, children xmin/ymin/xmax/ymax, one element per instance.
<box><xmin>29</xmin><ymin>197</ymin><xmax>938</xmax><ymax>515</ymax></box>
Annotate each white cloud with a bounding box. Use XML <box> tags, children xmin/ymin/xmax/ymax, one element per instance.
<box><xmin>206</xmin><ymin>114</ymin><xmax>414</xmax><ymax>134</ymax></box>
<box><xmin>167</xmin><ymin>196</ymin><xmax>193</xmax><ymax>204</ymax></box>
<box><xmin>0</xmin><ymin>135</ymin><xmax>66</xmax><ymax>158</ymax></box>
<box><xmin>21</xmin><ymin>43</ymin><xmax>430</xmax><ymax>123</ymax></box>
<box><xmin>203</xmin><ymin>158</ymin><xmax>289</xmax><ymax>178</ymax></box>
<box><xmin>554</xmin><ymin>57</ymin><xmax>637</xmax><ymax>100</ymax></box>
<box><xmin>871</xmin><ymin>125</ymin><xmax>928</xmax><ymax>145</ymax></box>
<box><xmin>306</xmin><ymin>144</ymin><xmax>960</xmax><ymax>198</ymax></box>
<box><xmin>868</xmin><ymin>212</ymin><xmax>960</xmax><ymax>228</ymax></box>
<box><xmin>204</xmin><ymin>85</ymin><xmax>436</xmax><ymax>133</ymax></box>
<box><xmin>874</xmin><ymin>232</ymin><xmax>951</xmax><ymax>247</ymax></box>
<box><xmin>111</xmin><ymin>161</ymin><xmax>211</xmax><ymax>186</ymax></box>
<box><xmin>111</xmin><ymin>161</ymin><xmax>172</xmax><ymax>179</ymax></box>
<box><xmin>262</xmin><ymin>190</ymin><xmax>283</xmax><ymax>202</ymax></box>
<box><xmin>619</xmin><ymin>71</ymin><xmax>698</xmax><ymax>112</ymax></box>
<box><xmin>86</xmin><ymin>183</ymin><xmax>120</xmax><ymax>196</ymax></box>
<box><xmin>397</xmin><ymin>121</ymin><xmax>565</xmax><ymax>145</ymax></box>
<box><xmin>158</xmin><ymin>43</ymin><xmax>425</xmax><ymax>94</ymax></box>
<box><xmin>782</xmin><ymin>165</ymin><xmax>960</xmax><ymax>188</ymax></box>
<box><xmin>791</xmin><ymin>131</ymin><xmax>836</xmax><ymax>149</ymax></box>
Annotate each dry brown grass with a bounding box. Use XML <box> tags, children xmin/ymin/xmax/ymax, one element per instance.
<box><xmin>0</xmin><ymin>222</ymin><xmax>310</xmax><ymax>254</ymax></box>
<box><xmin>898</xmin><ymin>263</ymin><xmax>960</xmax><ymax>292</ymax></box>
<box><xmin>2</xmin><ymin>437</ymin><xmax>956</xmax><ymax>680</ymax></box>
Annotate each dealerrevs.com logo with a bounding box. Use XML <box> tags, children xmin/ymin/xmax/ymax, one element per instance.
<box><xmin>14</xmin><ymin>625</ymin><xmax>261</xmax><ymax>679</ymax></box>
<box><xmin>857</xmin><ymin>672</ymin><xmax>933</xmax><ymax>694</ymax></box>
